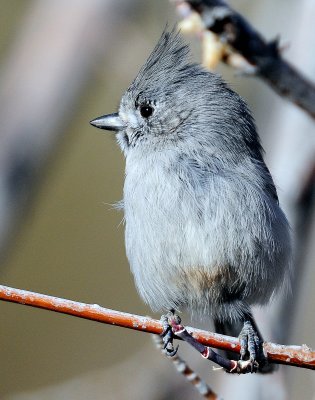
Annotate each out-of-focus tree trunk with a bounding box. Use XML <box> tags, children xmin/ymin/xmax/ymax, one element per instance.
<box><xmin>0</xmin><ymin>0</ymin><xmax>123</xmax><ymax>258</ymax></box>
<box><xmin>267</xmin><ymin>1</ymin><xmax>315</xmax><ymax>399</ymax></box>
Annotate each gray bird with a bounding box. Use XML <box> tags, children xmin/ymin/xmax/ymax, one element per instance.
<box><xmin>90</xmin><ymin>29</ymin><xmax>292</xmax><ymax>371</ymax></box>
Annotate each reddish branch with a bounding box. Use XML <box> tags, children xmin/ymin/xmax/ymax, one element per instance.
<box><xmin>182</xmin><ymin>0</ymin><xmax>315</xmax><ymax>119</ymax></box>
<box><xmin>1</xmin><ymin>284</ymin><xmax>315</xmax><ymax>371</ymax></box>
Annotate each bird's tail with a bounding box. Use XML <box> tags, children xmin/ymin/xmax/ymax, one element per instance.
<box><xmin>214</xmin><ymin>316</ymin><xmax>276</xmax><ymax>373</ymax></box>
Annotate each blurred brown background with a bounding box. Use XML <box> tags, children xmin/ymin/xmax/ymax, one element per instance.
<box><xmin>1</xmin><ymin>1</ymin><xmax>315</xmax><ymax>399</ymax></box>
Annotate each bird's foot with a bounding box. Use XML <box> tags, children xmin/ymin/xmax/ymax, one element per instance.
<box><xmin>238</xmin><ymin>320</ymin><xmax>261</xmax><ymax>373</ymax></box>
<box><xmin>160</xmin><ymin>309</ymin><xmax>180</xmax><ymax>356</ymax></box>
<box><xmin>160</xmin><ymin>311</ymin><xmax>234</xmax><ymax>371</ymax></box>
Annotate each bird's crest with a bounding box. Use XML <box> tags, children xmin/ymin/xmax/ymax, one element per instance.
<box><xmin>130</xmin><ymin>28</ymin><xmax>197</xmax><ymax>92</ymax></box>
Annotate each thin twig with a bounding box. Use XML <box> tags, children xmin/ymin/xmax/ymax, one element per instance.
<box><xmin>176</xmin><ymin>0</ymin><xmax>315</xmax><ymax>119</ymax></box>
<box><xmin>153</xmin><ymin>335</ymin><xmax>222</xmax><ymax>400</ymax></box>
<box><xmin>1</xmin><ymin>284</ymin><xmax>314</xmax><ymax>370</ymax></box>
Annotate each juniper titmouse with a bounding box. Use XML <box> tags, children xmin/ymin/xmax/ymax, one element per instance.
<box><xmin>91</xmin><ymin>30</ymin><xmax>292</xmax><ymax>370</ymax></box>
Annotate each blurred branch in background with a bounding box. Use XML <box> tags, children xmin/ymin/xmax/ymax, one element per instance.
<box><xmin>0</xmin><ymin>0</ymin><xmax>125</xmax><ymax>258</ymax></box>
<box><xmin>174</xmin><ymin>0</ymin><xmax>315</xmax><ymax>120</ymax></box>
<box><xmin>266</xmin><ymin>2</ymin><xmax>315</xmax><ymax>399</ymax></box>
<box><xmin>153</xmin><ymin>335</ymin><xmax>220</xmax><ymax>400</ymax></box>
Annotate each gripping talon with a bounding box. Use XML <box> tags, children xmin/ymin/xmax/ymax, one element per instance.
<box><xmin>160</xmin><ymin>310</ymin><xmax>181</xmax><ymax>357</ymax></box>
<box><xmin>239</xmin><ymin>334</ymin><xmax>248</xmax><ymax>360</ymax></box>
<box><xmin>165</xmin><ymin>344</ymin><xmax>179</xmax><ymax>357</ymax></box>
<box><xmin>238</xmin><ymin>320</ymin><xmax>261</xmax><ymax>372</ymax></box>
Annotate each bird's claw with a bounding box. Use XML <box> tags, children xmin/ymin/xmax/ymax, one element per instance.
<box><xmin>229</xmin><ymin>359</ymin><xmax>259</xmax><ymax>374</ymax></box>
<box><xmin>160</xmin><ymin>310</ymin><xmax>181</xmax><ymax>357</ymax></box>
<box><xmin>239</xmin><ymin>320</ymin><xmax>261</xmax><ymax>372</ymax></box>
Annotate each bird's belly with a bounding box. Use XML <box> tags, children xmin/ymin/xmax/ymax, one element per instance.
<box><xmin>122</xmin><ymin>155</ymin><xmax>290</xmax><ymax>316</ymax></box>
<box><xmin>124</xmin><ymin>196</ymin><xmax>241</xmax><ymax>314</ymax></box>
<box><xmin>123</xmin><ymin>165</ymin><xmax>224</xmax><ymax>312</ymax></box>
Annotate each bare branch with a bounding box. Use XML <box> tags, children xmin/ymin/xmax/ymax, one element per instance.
<box><xmin>1</xmin><ymin>284</ymin><xmax>314</xmax><ymax>371</ymax></box>
<box><xmin>178</xmin><ymin>0</ymin><xmax>315</xmax><ymax>119</ymax></box>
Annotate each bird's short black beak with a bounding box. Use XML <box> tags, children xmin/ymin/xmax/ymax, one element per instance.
<box><xmin>90</xmin><ymin>113</ymin><xmax>125</xmax><ymax>132</ymax></box>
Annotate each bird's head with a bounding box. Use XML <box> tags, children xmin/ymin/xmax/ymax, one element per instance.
<box><xmin>91</xmin><ymin>29</ymin><xmax>259</xmax><ymax>160</ymax></box>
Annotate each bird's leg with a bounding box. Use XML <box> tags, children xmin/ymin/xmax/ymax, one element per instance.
<box><xmin>160</xmin><ymin>309</ymin><xmax>180</xmax><ymax>356</ymax></box>
<box><xmin>214</xmin><ymin>314</ymin><xmax>274</xmax><ymax>373</ymax></box>
<box><xmin>239</xmin><ymin>320</ymin><xmax>261</xmax><ymax>372</ymax></box>
<box><xmin>239</xmin><ymin>316</ymin><xmax>276</xmax><ymax>373</ymax></box>
<box><xmin>161</xmin><ymin>310</ymin><xmax>237</xmax><ymax>371</ymax></box>
<box><xmin>161</xmin><ymin>310</ymin><xmax>270</xmax><ymax>373</ymax></box>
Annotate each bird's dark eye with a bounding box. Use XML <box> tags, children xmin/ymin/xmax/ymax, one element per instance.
<box><xmin>140</xmin><ymin>104</ymin><xmax>154</xmax><ymax>118</ymax></box>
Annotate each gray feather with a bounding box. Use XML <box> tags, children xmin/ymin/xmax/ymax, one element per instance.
<box><xmin>113</xmin><ymin>29</ymin><xmax>292</xmax><ymax>323</ymax></box>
